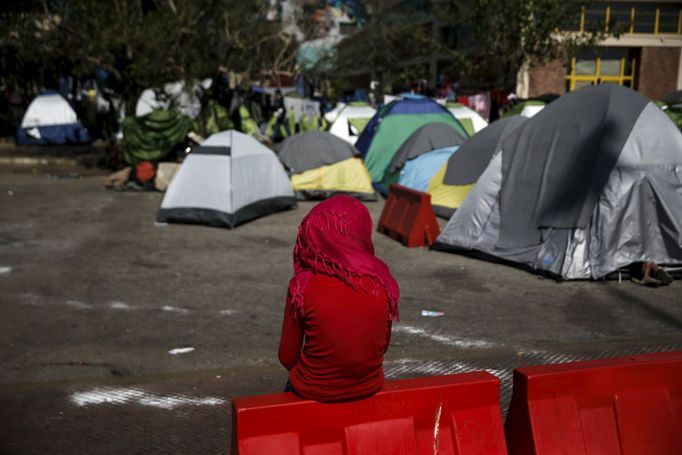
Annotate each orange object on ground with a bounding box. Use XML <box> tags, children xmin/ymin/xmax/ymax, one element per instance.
<box><xmin>135</xmin><ymin>161</ymin><xmax>155</xmax><ymax>183</ymax></box>
<box><xmin>505</xmin><ymin>351</ymin><xmax>682</xmax><ymax>455</ymax></box>
<box><xmin>377</xmin><ymin>184</ymin><xmax>440</xmax><ymax>247</ymax></box>
<box><xmin>231</xmin><ymin>372</ymin><xmax>507</xmax><ymax>455</ymax></box>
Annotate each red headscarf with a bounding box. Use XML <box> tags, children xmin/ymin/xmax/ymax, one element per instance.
<box><xmin>288</xmin><ymin>195</ymin><xmax>400</xmax><ymax>321</ymax></box>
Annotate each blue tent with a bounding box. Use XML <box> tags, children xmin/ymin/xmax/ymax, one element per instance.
<box><xmin>398</xmin><ymin>146</ymin><xmax>459</xmax><ymax>192</ymax></box>
<box><xmin>16</xmin><ymin>91</ymin><xmax>91</xmax><ymax>145</ymax></box>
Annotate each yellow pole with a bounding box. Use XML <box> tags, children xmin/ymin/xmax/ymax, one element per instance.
<box><xmin>630</xmin><ymin>6</ymin><xmax>635</xmax><ymax>33</ymax></box>
<box><xmin>605</xmin><ymin>4</ymin><xmax>611</xmax><ymax>32</ymax></box>
<box><xmin>580</xmin><ymin>5</ymin><xmax>585</xmax><ymax>33</ymax></box>
<box><xmin>654</xmin><ymin>7</ymin><xmax>660</xmax><ymax>34</ymax></box>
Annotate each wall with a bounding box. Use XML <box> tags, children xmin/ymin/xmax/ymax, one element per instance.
<box><xmin>637</xmin><ymin>47</ymin><xmax>681</xmax><ymax>100</ymax></box>
<box><xmin>528</xmin><ymin>58</ymin><xmax>567</xmax><ymax>98</ymax></box>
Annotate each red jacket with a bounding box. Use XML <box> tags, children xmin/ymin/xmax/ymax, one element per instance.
<box><xmin>278</xmin><ymin>273</ymin><xmax>392</xmax><ymax>402</ymax></box>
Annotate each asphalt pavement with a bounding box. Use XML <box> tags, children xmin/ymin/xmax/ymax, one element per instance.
<box><xmin>1</xmin><ymin>161</ymin><xmax>680</xmax><ymax>454</ymax></box>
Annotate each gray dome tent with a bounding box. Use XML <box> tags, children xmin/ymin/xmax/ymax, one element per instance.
<box><xmin>382</xmin><ymin>122</ymin><xmax>467</xmax><ymax>191</ymax></box>
<box><xmin>433</xmin><ymin>84</ymin><xmax>682</xmax><ymax>279</ymax></box>
<box><xmin>278</xmin><ymin>131</ymin><xmax>358</xmax><ymax>174</ymax></box>
<box><xmin>427</xmin><ymin>116</ymin><xmax>527</xmax><ymax>219</ymax></box>
<box><xmin>157</xmin><ymin>130</ymin><xmax>296</xmax><ymax>228</ymax></box>
<box><xmin>278</xmin><ymin>131</ymin><xmax>376</xmax><ymax>201</ymax></box>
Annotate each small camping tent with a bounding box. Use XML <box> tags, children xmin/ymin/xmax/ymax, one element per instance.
<box><xmin>396</xmin><ymin>146</ymin><xmax>459</xmax><ymax>193</ymax></box>
<box><xmin>327</xmin><ymin>102</ymin><xmax>376</xmax><ymax>144</ymax></box>
<box><xmin>427</xmin><ymin>116</ymin><xmax>527</xmax><ymax>218</ymax></box>
<box><xmin>382</xmin><ymin>122</ymin><xmax>467</xmax><ymax>191</ymax></box>
<box><xmin>278</xmin><ymin>132</ymin><xmax>375</xmax><ymax>201</ymax></box>
<box><xmin>433</xmin><ymin>84</ymin><xmax>682</xmax><ymax>279</ymax></box>
<box><xmin>445</xmin><ymin>102</ymin><xmax>488</xmax><ymax>135</ymax></box>
<box><xmin>16</xmin><ymin>91</ymin><xmax>91</xmax><ymax>145</ymax></box>
<box><xmin>355</xmin><ymin>95</ymin><xmax>469</xmax><ymax>190</ymax></box>
<box><xmin>157</xmin><ymin>130</ymin><xmax>296</xmax><ymax>228</ymax></box>
<box><xmin>503</xmin><ymin>99</ymin><xmax>546</xmax><ymax>118</ymax></box>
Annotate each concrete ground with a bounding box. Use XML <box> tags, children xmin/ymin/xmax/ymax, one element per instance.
<box><xmin>0</xmin><ymin>158</ymin><xmax>681</xmax><ymax>454</ymax></box>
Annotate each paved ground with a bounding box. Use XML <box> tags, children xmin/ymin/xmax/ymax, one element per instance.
<box><xmin>0</xmin><ymin>159</ymin><xmax>681</xmax><ymax>454</ymax></box>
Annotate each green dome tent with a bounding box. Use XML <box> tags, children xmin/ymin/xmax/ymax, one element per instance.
<box><xmin>355</xmin><ymin>95</ymin><xmax>469</xmax><ymax>192</ymax></box>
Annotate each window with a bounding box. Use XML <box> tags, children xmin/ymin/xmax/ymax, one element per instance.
<box><xmin>565</xmin><ymin>47</ymin><xmax>638</xmax><ymax>92</ymax></box>
<box><xmin>632</xmin><ymin>3</ymin><xmax>656</xmax><ymax>33</ymax></box>
<box><xmin>609</xmin><ymin>2</ymin><xmax>633</xmax><ymax>33</ymax></box>
<box><xmin>658</xmin><ymin>3</ymin><xmax>681</xmax><ymax>33</ymax></box>
<box><xmin>563</xmin><ymin>2</ymin><xmax>681</xmax><ymax>35</ymax></box>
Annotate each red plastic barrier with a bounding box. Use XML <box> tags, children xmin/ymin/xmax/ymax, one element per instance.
<box><xmin>231</xmin><ymin>372</ymin><xmax>507</xmax><ymax>454</ymax></box>
<box><xmin>377</xmin><ymin>184</ymin><xmax>440</xmax><ymax>247</ymax></box>
<box><xmin>505</xmin><ymin>351</ymin><xmax>682</xmax><ymax>455</ymax></box>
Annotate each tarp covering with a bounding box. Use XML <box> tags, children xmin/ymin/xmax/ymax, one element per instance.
<box><xmin>278</xmin><ymin>131</ymin><xmax>358</xmax><ymax>173</ymax></box>
<box><xmin>434</xmin><ymin>84</ymin><xmax>682</xmax><ymax>279</ymax></box>
<box><xmin>135</xmin><ymin>81</ymin><xmax>202</xmax><ymax>118</ymax></box>
<box><xmin>122</xmin><ymin>110</ymin><xmax>194</xmax><ymax>165</ymax></box>
<box><xmin>498</xmin><ymin>84</ymin><xmax>647</xmax><ymax>248</ymax></box>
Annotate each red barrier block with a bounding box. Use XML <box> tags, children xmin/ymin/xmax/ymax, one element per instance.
<box><xmin>377</xmin><ymin>184</ymin><xmax>440</xmax><ymax>247</ymax></box>
<box><xmin>505</xmin><ymin>351</ymin><xmax>682</xmax><ymax>455</ymax></box>
<box><xmin>231</xmin><ymin>372</ymin><xmax>507</xmax><ymax>455</ymax></box>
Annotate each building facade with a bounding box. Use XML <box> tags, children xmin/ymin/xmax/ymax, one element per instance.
<box><xmin>519</xmin><ymin>1</ymin><xmax>682</xmax><ymax>100</ymax></box>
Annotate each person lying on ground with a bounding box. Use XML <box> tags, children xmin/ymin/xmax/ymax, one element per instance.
<box><xmin>278</xmin><ymin>195</ymin><xmax>400</xmax><ymax>402</ymax></box>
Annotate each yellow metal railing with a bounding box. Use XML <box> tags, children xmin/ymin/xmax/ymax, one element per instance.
<box><xmin>573</xmin><ymin>2</ymin><xmax>681</xmax><ymax>35</ymax></box>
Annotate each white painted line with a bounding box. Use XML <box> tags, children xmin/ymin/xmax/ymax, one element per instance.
<box><xmin>0</xmin><ymin>266</ymin><xmax>12</xmax><ymax>274</ymax></box>
<box><xmin>70</xmin><ymin>387</ymin><xmax>225</xmax><ymax>410</ymax></box>
<box><xmin>108</xmin><ymin>301</ymin><xmax>134</xmax><ymax>310</ymax></box>
<box><xmin>219</xmin><ymin>309</ymin><xmax>237</xmax><ymax>316</ymax></box>
<box><xmin>65</xmin><ymin>300</ymin><xmax>91</xmax><ymax>309</ymax></box>
<box><xmin>161</xmin><ymin>305</ymin><xmax>190</xmax><ymax>314</ymax></box>
<box><xmin>393</xmin><ymin>324</ymin><xmax>492</xmax><ymax>348</ymax></box>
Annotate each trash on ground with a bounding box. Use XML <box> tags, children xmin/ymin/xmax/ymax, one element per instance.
<box><xmin>154</xmin><ymin>221</ymin><xmax>168</xmax><ymax>227</ymax></box>
<box><xmin>168</xmin><ymin>347</ymin><xmax>194</xmax><ymax>355</ymax></box>
<box><xmin>421</xmin><ymin>310</ymin><xmax>444</xmax><ymax>317</ymax></box>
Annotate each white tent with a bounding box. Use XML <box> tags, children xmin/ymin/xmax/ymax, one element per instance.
<box><xmin>520</xmin><ymin>104</ymin><xmax>545</xmax><ymax>118</ymax></box>
<box><xmin>135</xmin><ymin>81</ymin><xmax>202</xmax><ymax>118</ymax></box>
<box><xmin>446</xmin><ymin>104</ymin><xmax>488</xmax><ymax>134</ymax></box>
<box><xmin>323</xmin><ymin>102</ymin><xmax>346</xmax><ymax>124</ymax></box>
<box><xmin>157</xmin><ymin>130</ymin><xmax>296</xmax><ymax>228</ymax></box>
<box><xmin>16</xmin><ymin>91</ymin><xmax>90</xmax><ymax>145</ymax></box>
<box><xmin>327</xmin><ymin>102</ymin><xmax>376</xmax><ymax>144</ymax></box>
